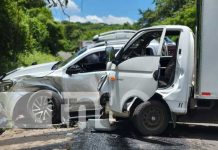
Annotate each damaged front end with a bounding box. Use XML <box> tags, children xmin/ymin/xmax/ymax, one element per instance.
<box><xmin>0</xmin><ymin>102</ymin><xmax>9</xmax><ymax>128</ymax></box>
<box><xmin>0</xmin><ymin>79</ymin><xmax>16</xmax><ymax>127</ymax></box>
<box><xmin>89</xmin><ymin>74</ymin><xmax>117</xmax><ymax>131</ymax></box>
<box><xmin>0</xmin><ymin>75</ymin><xmax>63</xmax><ymax>128</ymax></box>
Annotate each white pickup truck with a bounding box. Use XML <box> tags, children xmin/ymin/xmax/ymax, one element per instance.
<box><xmin>90</xmin><ymin>0</ymin><xmax>218</xmax><ymax>135</ymax></box>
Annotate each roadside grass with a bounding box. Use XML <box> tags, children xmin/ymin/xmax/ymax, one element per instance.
<box><xmin>18</xmin><ymin>51</ymin><xmax>62</xmax><ymax>67</ymax></box>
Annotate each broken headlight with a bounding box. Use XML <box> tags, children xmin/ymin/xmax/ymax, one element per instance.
<box><xmin>0</xmin><ymin>81</ymin><xmax>14</xmax><ymax>92</ymax></box>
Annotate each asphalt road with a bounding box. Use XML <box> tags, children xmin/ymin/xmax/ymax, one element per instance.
<box><xmin>1</xmin><ymin>122</ymin><xmax>218</xmax><ymax>150</ymax></box>
<box><xmin>71</xmin><ymin>122</ymin><xmax>218</xmax><ymax>150</ymax></box>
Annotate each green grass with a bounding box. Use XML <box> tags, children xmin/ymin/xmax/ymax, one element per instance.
<box><xmin>18</xmin><ymin>50</ymin><xmax>62</xmax><ymax>67</ymax></box>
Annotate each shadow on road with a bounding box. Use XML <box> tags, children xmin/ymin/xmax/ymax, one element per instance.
<box><xmin>164</xmin><ymin>123</ymin><xmax>218</xmax><ymax>140</ymax></box>
<box><xmin>110</xmin><ymin>121</ymin><xmax>218</xmax><ymax>141</ymax></box>
<box><xmin>90</xmin><ymin>120</ymin><xmax>218</xmax><ymax>148</ymax></box>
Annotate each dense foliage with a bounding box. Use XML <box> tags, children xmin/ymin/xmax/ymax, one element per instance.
<box><xmin>0</xmin><ymin>0</ymin><xmax>196</xmax><ymax>73</ymax></box>
<box><xmin>137</xmin><ymin>0</ymin><xmax>196</xmax><ymax>31</ymax></box>
<box><xmin>0</xmin><ymin>0</ymin><xmax>134</xmax><ymax>73</ymax></box>
<box><xmin>0</xmin><ymin>0</ymin><xmax>56</xmax><ymax>73</ymax></box>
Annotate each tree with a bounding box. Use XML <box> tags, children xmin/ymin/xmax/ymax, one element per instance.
<box><xmin>0</xmin><ymin>0</ymin><xmax>135</xmax><ymax>73</ymax></box>
<box><xmin>0</xmin><ymin>0</ymin><xmax>32</xmax><ymax>72</ymax></box>
<box><xmin>138</xmin><ymin>9</ymin><xmax>156</xmax><ymax>27</ymax></box>
<box><xmin>154</xmin><ymin>0</ymin><xmax>189</xmax><ymax>20</ymax></box>
<box><xmin>18</xmin><ymin>0</ymin><xmax>46</xmax><ymax>9</ymax></box>
<box><xmin>46</xmin><ymin>0</ymin><xmax>70</xmax><ymax>19</ymax></box>
<box><xmin>46</xmin><ymin>0</ymin><xmax>69</xmax><ymax>7</ymax></box>
<box><xmin>154</xmin><ymin>2</ymin><xmax>196</xmax><ymax>31</ymax></box>
<box><xmin>137</xmin><ymin>0</ymin><xmax>196</xmax><ymax>30</ymax></box>
<box><xmin>44</xmin><ymin>21</ymin><xmax>66</xmax><ymax>54</ymax></box>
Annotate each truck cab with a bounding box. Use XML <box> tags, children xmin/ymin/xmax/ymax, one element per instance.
<box><xmin>91</xmin><ymin>25</ymin><xmax>195</xmax><ymax>135</ymax></box>
<box><xmin>90</xmin><ymin>0</ymin><xmax>218</xmax><ymax>136</ymax></box>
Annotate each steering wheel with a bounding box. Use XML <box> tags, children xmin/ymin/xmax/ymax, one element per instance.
<box><xmin>78</xmin><ymin>63</ymin><xmax>88</xmax><ymax>72</ymax></box>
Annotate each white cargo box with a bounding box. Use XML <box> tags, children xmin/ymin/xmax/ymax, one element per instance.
<box><xmin>196</xmin><ymin>0</ymin><xmax>218</xmax><ymax>99</ymax></box>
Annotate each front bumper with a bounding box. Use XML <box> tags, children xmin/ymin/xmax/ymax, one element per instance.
<box><xmin>0</xmin><ymin>91</ymin><xmax>29</xmax><ymax>127</ymax></box>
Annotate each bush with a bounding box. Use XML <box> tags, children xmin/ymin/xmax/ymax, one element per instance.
<box><xmin>18</xmin><ymin>51</ymin><xmax>62</xmax><ymax>67</ymax></box>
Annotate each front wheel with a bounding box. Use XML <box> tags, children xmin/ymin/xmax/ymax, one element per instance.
<box><xmin>132</xmin><ymin>101</ymin><xmax>169</xmax><ymax>136</ymax></box>
<box><xmin>27</xmin><ymin>90</ymin><xmax>61</xmax><ymax>126</ymax></box>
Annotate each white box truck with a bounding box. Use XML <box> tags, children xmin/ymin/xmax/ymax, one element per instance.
<box><xmin>89</xmin><ymin>0</ymin><xmax>218</xmax><ymax>135</ymax></box>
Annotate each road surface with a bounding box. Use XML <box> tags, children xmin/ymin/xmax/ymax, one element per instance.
<box><xmin>1</xmin><ymin>122</ymin><xmax>218</xmax><ymax>149</ymax></box>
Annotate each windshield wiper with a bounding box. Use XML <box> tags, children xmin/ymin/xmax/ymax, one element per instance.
<box><xmin>0</xmin><ymin>73</ymin><xmax>6</xmax><ymax>81</ymax></box>
<box><xmin>0</xmin><ymin>68</ymin><xmax>20</xmax><ymax>81</ymax></box>
<box><xmin>51</xmin><ymin>61</ymin><xmax>62</xmax><ymax>70</ymax></box>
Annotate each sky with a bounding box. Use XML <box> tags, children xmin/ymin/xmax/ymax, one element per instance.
<box><xmin>51</xmin><ymin>0</ymin><xmax>154</xmax><ymax>25</ymax></box>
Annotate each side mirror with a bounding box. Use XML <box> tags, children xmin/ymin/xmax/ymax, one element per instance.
<box><xmin>66</xmin><ymin>65</ymin><xmax>82</xmax><ymax>75</ymax></box>
<box><xmin>106</xmin><ymin>47</ymin><xmax>116</xmax><ymax>62</ymax></box>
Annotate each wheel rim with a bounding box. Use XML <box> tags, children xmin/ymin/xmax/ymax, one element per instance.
<box><xmin>31</xmin><ymin>96</ymin><xmax>54</xmax><ymax>123</ymax></box>
<box><xmin>142</xmin><ymin>106</ymin><xmax>163</xmax><ymax>130</ymax></box>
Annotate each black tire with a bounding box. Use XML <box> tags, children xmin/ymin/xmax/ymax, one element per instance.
<box><xmin>27</xmin><ymin>90</ymin><xmax>61</xmax><ymax>126</ymax></box>
<box><xmin>132</xmin><ymin>100</ymin><xmax>169</xmax><ymax>136</ymax></box>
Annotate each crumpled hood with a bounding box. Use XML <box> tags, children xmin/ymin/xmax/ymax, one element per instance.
<box><xmin>3</xmin><ymin>62</ymin><xmax>57</xmax><ymax>80</ymax></box>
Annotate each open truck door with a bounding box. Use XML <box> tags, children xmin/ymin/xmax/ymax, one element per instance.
<box><xmin>90</xmin><ymin>27</ymin><xmax>177</xmax><ymax>135</ymax></box>
<box><xmin>108</xmin><ymin>28</ymin><xmax>166</xmax><ymax>113</ymax></box>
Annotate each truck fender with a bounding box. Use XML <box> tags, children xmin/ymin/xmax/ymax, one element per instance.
<box><xmin>124</xmin><ymin>93</ymin><xmax>177</xmax><ymax>127</ymax></box>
